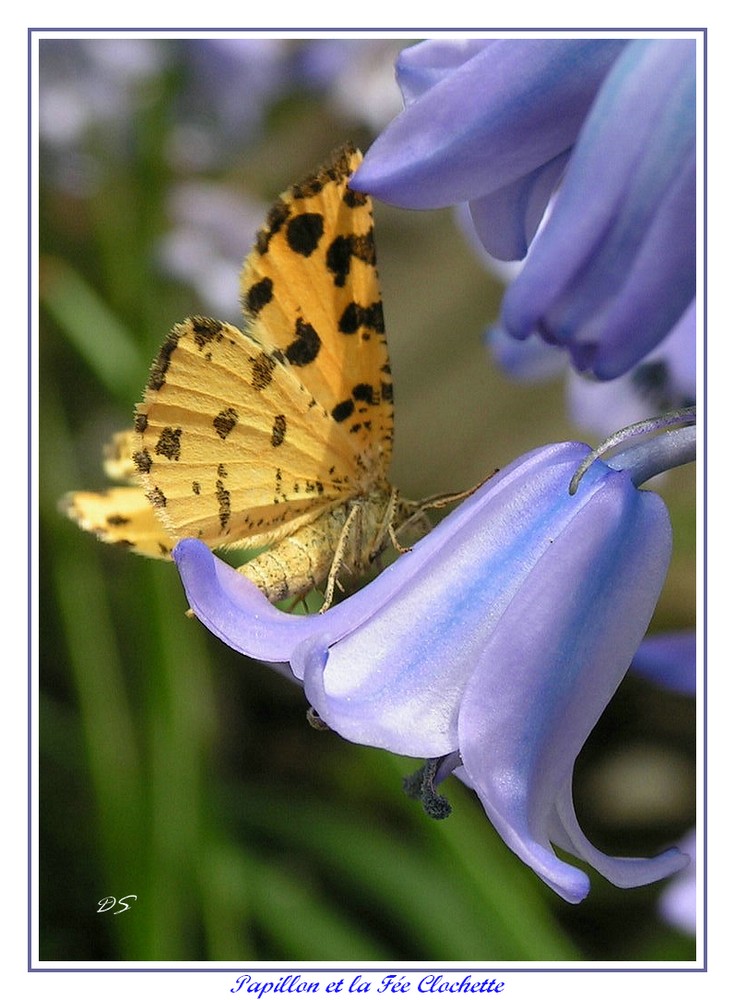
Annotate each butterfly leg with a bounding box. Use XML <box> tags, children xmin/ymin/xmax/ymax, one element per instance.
<box><xmin>384</xmin><ymin>489</ymin><xmax>416</xmax><ymax>555</ymax></box>
<box><xmin>398</xmin><ymin>473</ymin><xmax>500</xmax><ymax>542</ymax></box>
<box><xmin>320</xmin><ymin>502</ymin><xmax>362</xmax><ymax>612</ymax></box>
<box><xmin>412</xmin><ymin>476</ymin><xmax>493</xmax><ymax>513</ymax></box>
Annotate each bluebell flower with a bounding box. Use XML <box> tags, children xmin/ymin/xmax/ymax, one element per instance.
<box><xmin>172</xmin><ymin>439</ymin><xmax>691</xmax><ymax>903</ymax></box>
<box><xmin>354</xmin><ymin>38</ymin><xmax>696</xmax><ymax>379</ymax></box>
<box><xmin>566</xmin><ymin>301</ymin><xmax>696</xmax><ymax>436</ymax></box>
<box><xmin>487</xmin><ymin>299</ymin><xmax>695</xmax><ymax>437</ymax></box>
<box><xmin>486</xmin><ymin>322</ymin><xmax>568</xmax><ymax>383</ymax></box>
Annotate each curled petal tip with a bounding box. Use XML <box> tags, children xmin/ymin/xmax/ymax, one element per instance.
<box><xmin>173</xmin><ymin>539</ymin><xmax>323</xmax><ymax>669</ymax></box>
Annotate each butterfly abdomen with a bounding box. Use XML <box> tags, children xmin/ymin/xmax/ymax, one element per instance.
<box><xmin>238</xmin><ymin>489</ymin><xmax>396</xmax><ymax>604</ymax></box>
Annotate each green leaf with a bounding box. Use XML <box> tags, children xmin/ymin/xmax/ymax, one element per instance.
<box><xmin>40</xmin><ymin>256</ymin><xmax>143</xmax><ymax>401</ymax></box>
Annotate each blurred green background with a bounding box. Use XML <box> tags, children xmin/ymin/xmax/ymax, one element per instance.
<box><xmin>38</xmin><ymin>37</ymin><xmax>696</xmax><ymax>963</ymax></box>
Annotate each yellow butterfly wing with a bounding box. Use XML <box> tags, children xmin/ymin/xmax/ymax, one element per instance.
<box><xmin>134</xmin><ymin>315</ymin><xmax>367</xmax><ymax>549</ymax></box>
<box><xmin>64</xmin><ymin>146</ymin><xmax>403</xmax><ymax>603</ymax></box>
<box><xmin>135</xmin><ymin>145</ymin><xmax>395</xmax><ymax>554</ymax></box>
<box><xmin>61</xmin><ymin>428</ymin><xmax>174</xmax><ymax>556</ymax></box>
<box><xmin>102</xmin><ymin>429</ymin><xmax>143</xmax><ymax>482</ymax></box>
<box><xmin>61</xmin><ymin>484</ymin><xmax>176</xmax><ymax>558</ymax></box>
<box><xmin>239</xmin><ymin>143</ymin><xmax>394</xmax><ymax>479</ymax></box>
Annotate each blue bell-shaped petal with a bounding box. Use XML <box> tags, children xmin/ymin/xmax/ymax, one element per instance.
<box><xmin>173</xmin><ymin>440</ymin><xmax>688</xmax><ymax>901</ymax></box>
<box><xmin>354</xmin><ymin>38</ymin><xmax>626</xmax><ymax>243</ymax></box>
<box><xmin>354</xmin><ymin>38</ymin><xmax>696</xmax><ymax>379</ymax></box>
<box><xmin>501</xmin><ymin>39</ymin><xmax>695</xmax><ymax>378</ymax></box>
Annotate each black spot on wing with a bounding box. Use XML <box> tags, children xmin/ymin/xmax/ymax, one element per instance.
<box><xmin>286</xmin><ymin>213</ymin><xmax>324</xmax><ymax>257</ymax></box>
<box><xmin>291</xmin><ymin>144</ymin><xmax>357</xmax><ymax>199</ymax></box>
<box><xmin>344</xmin><ymin>187</ymin><xmax>369</xmax><ymax>207</ymax></box>
<box><xmin>250</xmin><ymin>352</ymin><xmax>277</xmax><ymax>390</ymax></box>
<box><xmin>148</xmin><ymin>329</ymin><xmax>181</xmax><ymax>391</ymax></box>
<box><xmin>353</xmin><ymin>230</ymin><xmax>377</xmax><ymax>266</ymax></box>
<box><xmin>147</xmin><ymin>486</ymin><xmax>167</xmax><ymax>509</ymax></box>
<box><xmin>256</xmin><ymin>198</ymin><xmax>291</xmax><ymax>254</ymax></box>
<box><xmin>271</xmin><ymin>414</ymin><xmax>287</xmax><ymax>448</ymax></box>
<box><xmin>332</xmin><ymin>399</ymin><xmax>355</xmax><ymax>423</ymax></box>
<box><xmin>155</xmin><ymin>426</ymin><xmax>182</xmax><ymax>461</ymax></box>
<box><xmin>285</xmin><ymin>317</ymin><xmax>321</xmax><ymax>366</ymax></box>
<box><xmin>213</xmin><ymin>407</ymin><xmax>238</xmax><ymax>440</ymax></box>
<box><xmin>216</xmin><ymin>480</ymin><xmax>231</xmax><ymax>530</ymax></box>
<box><xmin>244</xmin><ymin>277</ymin><xmax>274</xmax><ymax>317</ymax></box>
<box><xmin>291</xmin><ymin>173</ymin><xmax>326</xmax><ymax>199</ymax></box>
<box><xmin>325</xmin><ymin>236</ymin><xmax>353</xmax><ymax>289</ymax></box>
<box><xmin>190</xmin><ymin>317</ymin><xmax>225</xmax><ymax>350</ymax></box>
<box><xmin>352</xmin><ymin>383</ymin><xmax>378</xmax><ymax>405</ymax></box>
<box><xmin>338</xmin><ymin>301</ymin><xmax>385</xmax><ymax>335</ymax></box>
<box><xmin>133</xmin><ymin>449</ymin><xmax>152</xmax><ymax>475</ymax></box>
<box><xmin>326</xmin><ymin>230</ymin><xmax>377</xmax><ymax>288</ymax></box>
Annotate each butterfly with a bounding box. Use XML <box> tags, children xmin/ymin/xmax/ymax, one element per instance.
<box><xmin>64</xmin><ymin>144</ymin><xmax>456</xmax><ymax>608</ymax></box>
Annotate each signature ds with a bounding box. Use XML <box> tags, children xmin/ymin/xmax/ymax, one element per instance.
<box><xmin>97</xmin><ymin>895</ymin><xmax>138</xmax><ymax>915</ymax></box>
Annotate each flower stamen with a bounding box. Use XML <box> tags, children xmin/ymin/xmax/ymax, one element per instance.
<box><xmin>569</xmin><ymin>405</ymin><xmax>696</xmax><ymax>494</ymax></box>
<box><xmin>403</xmin><ymin>756</ymin><xmax>458</xmax><ymax>819</ymax></box>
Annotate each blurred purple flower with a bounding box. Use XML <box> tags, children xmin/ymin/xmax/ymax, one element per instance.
<box><xmin>39</xmin><ymin>38</ymin><xmax>295</xmax><ymax>183</ymax></box>
<box><xmin>632</xmin><ymin>626</ymin><xmax>696</xmax><ymax>938</ymax></box>
<box><xmin>355</xmin><ymin>38</ymin><xmax>696</xmax><ymax>380</ymax></box>
<box><xmin>659</xmin><ymin>829</ymin><xmax>697</xmax><ymax>935</ymax></box>
<box><xmin>632</xmin><ymin>631</ymin><xmax>696</xmax><ymax>698</ymax></box>
<box><xmin>173</xmin><ymin>440</ymin><xmax>690</xmax><ymax>902</ymax></box>
<box><xmin>167</xmin><ymin>39</ymin><xmax>292</xmax><ymax>171</ymax></box>
<box><xmin>566</xmin><ymin>301</ymin><xmax>696</xmax><ymax>437</ymax></box>
<box><xmin>486</xmin><ymin>285</ymin><xmax>695</xmax><ymax>439</ymax></box>
<box><xmin>157</xmin><ymin>180</ymin><xmax>267</xmax><ymax>320</ymax></box>
<box><xmin>166</xmin><ymin>38</ymin><xmax>407</xmax><ymax>171</ymax></box>
<box><xmin>39</xmin><ymin>38</ymin><xmax>167</xmax><ymax>195</ymax></box>
<box><xmin>295</xmin><ymin>39</ymin><xmax>406</xmax><ymax>130</ymax></box>
<box><xmin>39</xmin><ymin>38</ymin><xmax>165</xmax><ymax>150</ymax></box>
<box><xmin>486</xmin><ymin>323</ymin><xmax>568</xmax><ymax>384</ymax></box>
